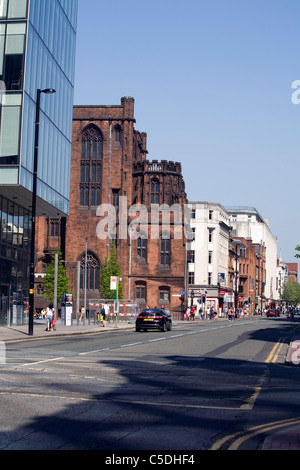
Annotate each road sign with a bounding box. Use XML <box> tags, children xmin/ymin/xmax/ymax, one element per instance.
<box><xmin>110</xmin><ymin>276</ymin><xmax>117</xmax><ymax>290</ymax></box>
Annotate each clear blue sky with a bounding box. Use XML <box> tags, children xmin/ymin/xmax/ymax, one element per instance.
<box><xmin>74</xmin><ymin>0</ymin><xmax>300</xmax><ymax>267</ymax></box>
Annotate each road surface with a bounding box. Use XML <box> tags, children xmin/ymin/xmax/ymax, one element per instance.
<box><xmin>0</xmin><ymin>316</ymin><xmax>299</xmax><ymax>451</ymax></box>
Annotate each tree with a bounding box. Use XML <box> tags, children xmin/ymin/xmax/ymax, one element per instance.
<box><xmin>295</xmin><ymin>245</ymin><xmax>300</xmax><ymax>259</ymax></box>
<box><xmin>100</xmin><ymin>244</ymin><xmax>123</xmax><ymax>299</ymax></box>
<box><xmin>42</xmin><ymin>249</ymin><xmax>71</xmax><ymax>303</ymax></box>
<box><xmin>281</xmin><ymin>280</ymin><xmax>300</xmax><ymax>306</ymax></box>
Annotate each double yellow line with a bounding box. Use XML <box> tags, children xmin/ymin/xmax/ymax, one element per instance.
<box><xmin>211</xmin><ymin>339</ymin><xmax>289</xmax><ymax>450</ymax></box>
<box><xmin>211</xmin><ymin>416</ymin><xmax>300</xmax><ymax>450</ymax></box>
<box><xmin>265</xmin><ymin>338</ymin><xmax>285</xmax><ymax>364</ymax></box>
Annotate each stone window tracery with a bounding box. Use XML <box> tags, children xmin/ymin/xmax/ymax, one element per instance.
<box><xmin>79</xmin><ymin>251</ymin><xmax>100</xmax><ymax>291</ymax></box>
<box><xmin>80</xmin><ymin>126</ymin><xmax>102</xmax><ymax>207</ymax></box>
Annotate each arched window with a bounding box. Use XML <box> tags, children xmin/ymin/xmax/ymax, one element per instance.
<box><xmin>137</xmin><ymin>237</ymin><xmax>147</xmax><ymax>261</ymax></box>
<box><xmin>81</xmin><ymin>126</ymin><xmax>102</xmax><ymax>159</ymax></box>
<box><xmin>150</xmin><ymin>178</ymin><xmax>160</xmax><ymax>204</ymax></box>
<box><xmin>135</xmin><ymin>281</ymin><xmax>146</xmax><ymax>302</ymax></box>
<box><xmin>114</xmin><ymin>124</ymin><xmax>122</xmax><ymax>144</ymax></box>
<box><xmin>36</xmin><ymin>284</ymin><xmax>43</xmax><ymax>296</ymax></box>
<box><xmin>136</xmin><ymin>231</ymin><xmax>147</xmax><ymax>262</ymax></box>
<box><xmin>159</xmin><ymin>286</ymin><xmax>170</xmax><ymax>304</ymax></box>
<box><xmin>80</xmin><ymin>126</ymin><xmax>102</xmax><ymax>206</ymax></box>
<box><xmin>160</xmin><ymin>237</ymin><xmax>170</xmax><ymax>267</ymax></box>
<box><xmin>79</xmin><ymin>251</ymin><xmax>100</xmax><ymax>291</ymax></box>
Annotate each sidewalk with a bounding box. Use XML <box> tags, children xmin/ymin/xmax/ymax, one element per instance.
<box><xmin>0</xmin><ymin>318</ymin><xmax>134</xmax><ymax>342</ymax></box>
<box><xmin>0</xmin><ymin>315</ymin><xmax>227</xmax><ymax>342</ymax></box>
<box><xmin>261</xmin><ymin>424</ymin><xmax>300</xmax><ymax>450</ymax></box>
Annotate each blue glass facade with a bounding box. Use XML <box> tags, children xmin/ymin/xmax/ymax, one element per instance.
<box><xmin>0</xmin><ymin>0</ymin><xmax>78</xmax><ymax>325</ymax></box>
<box><xmin>0</xmin><ymin>0</ymin><xmax>77</xmax><ymax>215</ymax></box>
<box><xmin>24</xmin><ymin>0</ymin><xmax>77</xmax><ymax>215</ymax></box>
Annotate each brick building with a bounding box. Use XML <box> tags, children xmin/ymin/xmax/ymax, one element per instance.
<box><xmin>35</xmin><ymin>97</ymin><xmax>187</xmax><ymax>316</ymax></box>
<box><xmin>286</xmin><ymin>263</ymin><xmax>298</xmax><ymax>283</ymax></box>
<box><xmin>231</xmin><ymin>237</ymin><xmax>266</xmax><ymax>312</ymax></box>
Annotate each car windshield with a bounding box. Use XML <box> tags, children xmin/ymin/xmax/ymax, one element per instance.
<box><xmin>140</xmin><ymin>309</ymin><xmax>163</xmax><ymax>317</ymax></box>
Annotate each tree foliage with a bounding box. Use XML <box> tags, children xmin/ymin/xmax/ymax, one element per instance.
<box><xmin>295</xmin><ymin>245</ymin><xmax>300</xmax><ymax>259</ymax></box>
<box><xmin>281</xmin><ymin>280</ymin><xmax>300</xmax><ymax>306</ymax></box>
<box><xmin>100</xmin><ymin>244</ymin><xmax>123</xmax><ymax>299</ymax></box>
<box><xmin>42</xmin><ymin>249</ymin><xmax>71</xmax><ymax>303</ymax></box>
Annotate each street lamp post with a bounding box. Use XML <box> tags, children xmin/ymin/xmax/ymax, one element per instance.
<box><xmin>28</xmin><ymin>88</ymin><xmax>56</xmax><ymax>336</ymax></box>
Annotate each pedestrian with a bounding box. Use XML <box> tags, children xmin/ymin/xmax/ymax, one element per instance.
<box><xmin>46</xmin><ymin>303</ymin><xmax>54</xmax><ymax>331</ymax></box>
<box><xmin>185</xmin><ymin>307</ymin><xmax>190</xmax><ymax>320</ymax></box>
<box><xmin>52</xmin><ymin>311</ymin><xmax>56</xmax><ymax>331</ymax></box>
<box><xmin>79</xmin><ymin>306</ymin><xmax>84</xmax><ymax>321</ymax></box>
<box><xmin>190</xmin><ymin>306</ymin><xmax>195</xmax><ymax>321</ymax></box>
<box><xmin>100</xmin><ymin>305</ymin><xmax>105</xmax><ymax>325</ymax></box>
<box><xmin>103</xmin><ymin>302</ymin><xmax>110</xmax><ymax>327</ymax></box>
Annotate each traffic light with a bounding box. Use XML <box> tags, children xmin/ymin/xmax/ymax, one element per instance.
<box><xmin>202</xmin><ymin>294</ymin><xmax>206</xmax><ymax>303</ymax></box>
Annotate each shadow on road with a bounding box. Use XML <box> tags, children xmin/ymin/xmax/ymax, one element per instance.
<box><xmin>1</xmin><ymin>317</ymin><xmax>300</xmax><ymax>450</ymax></box>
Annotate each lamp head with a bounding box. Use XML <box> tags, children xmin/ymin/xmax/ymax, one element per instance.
<box><xmin>41</xmin><ymin>88</ymin><xmax>56</xmax><ymax>94</ymax></box>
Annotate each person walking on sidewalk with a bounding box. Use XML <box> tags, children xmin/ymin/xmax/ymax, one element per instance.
<box><xmin>46</xmin><ymin>303</ymin><xmax>54</xmax><ymax>331</ymax></box>
<box><xmin>79</xmin><ymin>306</ymin><xmax>84</xmax><ymax>322</ymax></box>
<box><xmin>190</xmin><ymin>306</ymin><xmax>195</xmax><ymax>321</ymax></box>
<box><xmin>102</xmin><ymin>302</ymin><xmax>110</xmax><ymax>327</ymax></box>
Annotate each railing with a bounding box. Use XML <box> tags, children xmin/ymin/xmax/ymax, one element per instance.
<box><xmin>88</xmin><ymin>299</ymin><xmax>139</xmax><ymax>325</ymax></box>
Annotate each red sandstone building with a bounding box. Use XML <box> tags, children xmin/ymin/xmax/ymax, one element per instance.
<box><xmin>286</xmin><ymin>263</ymin><xmax>298</xmax><ymax>283</ymax></box>
<box><xmin>233</xmin><ymin>237</ymin><xmax>266</xmax><ymax>310</ymax></box>
<box><xmin>35</xmin><ymin>97</ymin><xmax>187</xmax><ymax>316</ymax></box>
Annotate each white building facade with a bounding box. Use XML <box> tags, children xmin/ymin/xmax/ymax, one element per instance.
<box><xmin>226</xmin><ymin>207</ymin><xmax>279</xmax><ymax>304</ymax></box>
<box><xmin>187</xmin><ymin>202</ymin><xmax>231</xmax><ymax>315</ymax></box>
<box><xmin>276</xmin><ymin>259</ymin><xmax>288</xmax><ymax>304</ymax></box>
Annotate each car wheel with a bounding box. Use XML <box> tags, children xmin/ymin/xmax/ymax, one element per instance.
<box><xmin>167</xmin><ymin>321</ymin><xmax>172</xmax><ymax>331</ymax></box>
<box><xmin>161</xmin><ymin>323</ymin><xmax>167</xmax><ymax>332</ymax></box>
<box><xmin>136</xmin><ymin>327</ymin><xmax>140</xmax><ymax>332</ymax></box>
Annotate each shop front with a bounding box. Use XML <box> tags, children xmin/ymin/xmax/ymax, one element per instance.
<box><xmin>0</xmin><ymin>195</ymin><xmax>31</xmax><ymax>326</ymax></box>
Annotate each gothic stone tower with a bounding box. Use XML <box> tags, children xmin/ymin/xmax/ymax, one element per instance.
<box><xmin>36</xmin><ymin>98</ymin><xmax>187</xmax><ymax>315</ymax></box>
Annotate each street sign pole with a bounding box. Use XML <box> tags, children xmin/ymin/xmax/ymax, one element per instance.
<box><xmin>115</xmin><ymin>277</ymin><xmax>119</xmax><ymax>327</ymax></box>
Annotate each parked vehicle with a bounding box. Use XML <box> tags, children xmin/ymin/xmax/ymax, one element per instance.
<box><xmin>266</xmin><ymin>309</ymin><xmax>280</xmax><ymax>317</ymax></box>
<box><xmin>135</xmin><ymin>308</ymin><xmax>172</xmax><ymax>332</ymax></box>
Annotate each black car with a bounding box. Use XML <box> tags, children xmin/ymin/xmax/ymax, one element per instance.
<box><xmin>135</xmin><ymin>308</ymin><xmax>172</xmax><ymax>332</ymax></box>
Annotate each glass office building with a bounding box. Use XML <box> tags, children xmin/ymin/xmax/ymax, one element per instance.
<box><xmin>0</xmin><ymin>0</ymin><xmax>78</xmax><ymax>325</ymax></box>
